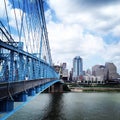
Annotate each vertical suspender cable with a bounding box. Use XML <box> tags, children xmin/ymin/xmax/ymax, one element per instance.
<box><xmin>11</xmin><ymin>0</ymin><xmax>21</xmax><ymax>42</ymax></box>
<box><xmin>3</xmin><ymin>0</ymin><xmax>12</xmax><ymax>38</ymax></box>
<box><xmin>24</xmin><ymin>0</ymin><xmax>31</xmax><ymax>52</ymax></box>
<box><xmin>31</xmin><ymin>3</ymin><xmax>35</xmax><ymax>54</ymax></box>
<box><xmin>39</xmin><ymin>0</ymin><xmax>52</xmax><ymax>65</ymax></box>
<box><xmin>18</xmin><ymin>0</ymin><xmax>28</xmax><ymax>52</ymax></box>
<box><xmin>36</xmin><ymin>0</ymin><xmax>41</xmax><ymax>55</ymax></box>
<box><xmin>36</xmin><ymin>0</ymin><xmax>43</xmax><ymax>59</ymax></box>
<box><xmin>26</xmin><ymin>0</ymin><xmax>33</xmax><ymax>53</ymax></box>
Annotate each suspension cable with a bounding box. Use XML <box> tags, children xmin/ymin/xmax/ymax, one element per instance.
<box><xmin>18</xmin><ymin>0</ymin><xmax>28</xmax><ymax>52</ymax></box>
<box><xmin>39</xmin><ymin>0</ymin><xmax>52</xmax><ymax>64</ymax></box>
<box><xmin>26</xmin><ymin>0</ymin><xmax>34</xmax><ymax>53</ymax></box>
<box><xmin>12</xmin><ymin>0</ymin><xmax>21</xmax><ymax>42</ymax></box>
<box><xmin>24</xmin><ymin>0</ymin><xmax>31</xmax><ymax>53</ymax></box>
<box><xmin>36</xmin><ymin>0</ymin><xmax>43</xmax><ymax>56</ymax></box>
<box><xmin>3</xmin><ymin>0</ymin><xmax>12</xmax><ymax>37</ymax></box>
<box><xmin>34</xmin><ymin>1</ymin><xmax>40</xmax><ymax>55</ymax></box>
<box><xmin>31</xmin><ymin>3</ymin><xmax>35</xmax><ymax>54</ymax></box>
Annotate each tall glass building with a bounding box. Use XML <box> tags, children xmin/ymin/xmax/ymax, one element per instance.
<box><xmin>73</xmin><ymin>56</ymin><xmax>83</xmax><ymax>80</ymax></box>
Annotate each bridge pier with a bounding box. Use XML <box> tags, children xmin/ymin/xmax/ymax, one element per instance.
<box><xmin>47</xmin><ymin>83</ymin><xmax>63</xmax><ymax>93</ymax></box>
<box><xmin>0</xmin><ymin>99</ymin><xmax>14</xmax><ymax>112</ymax></box>
<box><xmin>51</xmin><ymin>85</ymin><xmax>55</xmax><ymax>92</ymax></box>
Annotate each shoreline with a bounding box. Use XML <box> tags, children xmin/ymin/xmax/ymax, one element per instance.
<box><xmin>70</xmin><ymin>87</ymin><xmax>120</xmax><ymax>92</ymax></box>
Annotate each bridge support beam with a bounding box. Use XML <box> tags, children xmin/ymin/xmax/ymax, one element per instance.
<box><xmin>14</xmin><ymin>92</ymin><xmax>28</xmax><ymax>102</ymax></box>
<box><xmin>0</xmin><ymin>99</ymin><xmax>14</xmax><ymax>112</ymax></box>
<box><xmin>28</xmin><ymin>88</ymin><xmax>36</xmax><ymax>96</ymax></box>
<box><xmin>36</xmin><ymin>86</ymin><xmax>40</xmax><ymax>93</ymax></box>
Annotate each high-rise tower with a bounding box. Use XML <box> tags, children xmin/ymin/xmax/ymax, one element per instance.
<box><xmin>73</xmin><ymin>56</ymin><xmax>83</xmax><ymax>80</ymax></box>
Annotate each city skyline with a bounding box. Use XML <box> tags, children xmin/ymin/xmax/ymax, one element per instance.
<box><xmin>45</xmin><ymin>0</ymin><xmax>120</xmax><ymax>73</ymax></box>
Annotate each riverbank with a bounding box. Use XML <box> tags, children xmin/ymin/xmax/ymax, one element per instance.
<box><xmin>70</xmin><ymin>87</ymin><xmax>120</xmax><ymax>92</ymax></box>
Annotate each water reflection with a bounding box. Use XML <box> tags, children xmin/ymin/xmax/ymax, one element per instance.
<box><xmin>6</xmin><ymin>92</ymin><xmax>120</xmax><ymax>120</ymax></box>
<box><xmin>41</xmin><ymin>93</ymin><xmax>66</xmax><ymax>120</ymax></box>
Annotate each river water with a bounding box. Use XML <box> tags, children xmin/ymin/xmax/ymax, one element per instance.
<box><xmin>7</xmin><ymin>92</ymin><xmax>120</xmax><ymax>120</ymax></box>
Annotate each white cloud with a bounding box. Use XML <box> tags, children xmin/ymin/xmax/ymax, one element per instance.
<box><xmin>1</xmin><ymin>0</ymin><xmax>120</xmax><ymax>73</ymax></box>
<box><xmin>0</xmin><ymin>0</ymin><xmax>12</xmax><ymax>19</ymax></box>
<box><xmin>80</xmin><ymin>34</ymin><xmax>105</xmax><ymax>56</ymax></box>
<box><xmin>47</xmin><ymin>21</ymin><xmax>107</xmax><ymax>69</ymax></box>
<box><xmin>9</xmin><ymin>8</ymin><xmax>23</xmax><ymax>29</ymax></box>
<box><xmin>46</xmin><ymin>0</ymin><xmax>120</xmax><ymax>73</ymax></box>
<box><xmin>113</xmin><ymin>25</ymin><xmax>120</xmax><ymax>37</ymax></box>
<box><xmin>47</xmin><ymin>0</ymin><xmax>120</xmax><ymax>35</ymax></box>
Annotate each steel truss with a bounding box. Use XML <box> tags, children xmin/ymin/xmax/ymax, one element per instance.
<box><xmin>0</xmin><ymin>39</ymin><xmax>58</xmax><ymax>82</ymax></box>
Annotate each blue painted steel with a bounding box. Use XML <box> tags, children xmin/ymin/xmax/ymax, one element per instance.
<box><xmin>0</xmin><ymin>80</ymin><xmax>61</xmax><ymax>120</ymax></box>
<box><xmin>0</xmin><ymin>40</ymin><xmax>58</xmax><ymax>82</ymax></box>
<box><xmin>9</xmin><ymin>51</ymin><xmax>14</xmax><ymax>81</ymax></box>
<box><xmin>0</xmin><ymin>100</ymin><xmax>14</xmax><ymax>112</ymax></box>
<box><xmin>36</xmin><ymin>86</ymin><xmax>40</xmax><ymax>93</ymax></box>
<box><xmin>14</xmin><ymin>92</ymin><xmax>28</xmax><ymax>102</ymax></box>
<box><xmin>0</xmin><ymin>0</ymin><xmax>59</xmax><ymax>82</ymax></box>
<box><xmin>0</xmin><ymin>0</ymin><xmax>61</xmax><ymax>118</ymax></box>
<box><xmin>28</xmin><ymin>88</ymin><xmax>36</xmax><ymax>96</ymax></box>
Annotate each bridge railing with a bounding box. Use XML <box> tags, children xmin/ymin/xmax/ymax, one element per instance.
<box><xmin>0</xmin><ymin>0</ymin><xmax>59</xmax><ymax>83</ymax></box>
<box><xmin>0</xmin><ymin>40</ymin><xmax>59</xmax><ymax>83</ymax></box>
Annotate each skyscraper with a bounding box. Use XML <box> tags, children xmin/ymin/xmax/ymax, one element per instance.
<box><xmin>105</xmin><ymin>62</ymin><xmax>119</xmax><ymax>80</ymax></box>
<box><xmin>73</xmin><ymin>56</ymin><xmax>83</xmax><ymax>80</ymax></box>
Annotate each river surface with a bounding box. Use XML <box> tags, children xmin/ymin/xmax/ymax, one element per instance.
<box><xmin>7</xmin><ymin>92</ymin><xmax>120</xmax><ymax>120</ymax></box>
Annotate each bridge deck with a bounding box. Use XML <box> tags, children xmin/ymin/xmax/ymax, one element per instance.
<box><xmin>0</xmin><ymin>79</ymin><xmax>57</xmax><ymax>100</ymax></box>
<box><xmin>0</xmin><ymin>79</ymin><xmax>61</xmax><ymax>120</ymax></box>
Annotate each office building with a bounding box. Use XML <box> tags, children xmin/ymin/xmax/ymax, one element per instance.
<box><xmin>91</xmin><ymin>62</ymin><xmax>119</xmax><ymax>83</ymax></box>
<box><xmin>105</xmin><ymin>62</ymin><xmax>119</xmax><ymax>80</ymax></box>
<box><xmin>73</xmin><ymin>56</ymin><xmax>83</xmax><ymax>81</ymax></box>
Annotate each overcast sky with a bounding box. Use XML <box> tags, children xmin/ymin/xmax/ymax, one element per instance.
<box><xmin>45</xmin><ymin>0</ymin><xmax>120</xmax><ymax>73</ymax></box>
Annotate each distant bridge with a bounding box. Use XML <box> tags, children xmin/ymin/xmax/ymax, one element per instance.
<box><xmin>0</xmin><ymin>0</ymin><xmax>63</xmax><ymax>119</ymax></box>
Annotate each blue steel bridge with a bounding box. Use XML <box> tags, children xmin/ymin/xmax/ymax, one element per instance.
<box><xmin>0</xmin><ymin>0</ymin><xmax>62</xmax><ymax>118</ymax></box>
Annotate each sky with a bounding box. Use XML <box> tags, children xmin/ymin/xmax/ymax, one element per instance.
<box><xmin>44</xmin><ymin>0</ymin><xmax>120</xmax><ymax>73</ymax></box>
<box><xmin>0</xmin><ymin>0</ymin><xmax>50</xmax><ymax>63</ymax></box>
<box><xmin>0</xmin><ymin>0</ymin><xmax>120</xmax><ymax>73</ymax></box>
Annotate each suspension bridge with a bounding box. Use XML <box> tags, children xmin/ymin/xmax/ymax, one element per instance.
<box><xmin>0</xmin><ymin>0</ymin><xmax>63</xmax><ymax>119</ymax></box>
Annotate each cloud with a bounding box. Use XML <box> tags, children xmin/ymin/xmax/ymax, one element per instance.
<box><xmin>79</xmin><ymin>0</ymin><xmax>120</xmax><ymax>8</ymax></box>
<box><xmin>46</xmin><ymin>0</ymin><xmax>120</xmax><ymax>73</ymax></box>
<box><xmin>113</xmin><ymin>25</ymin><xmax>120</xmax><ymax>37</ymax></box>
<box><xmin>47</xmin><ymin>21</ymin><xmax>106</xmax><ymax>69</ymax></box>
<box><xmin>1</xmin><ymin>0</ymin><xmax>120</xmax><ymax>73</ymax></box>
<box><xmin>47</xmin><ymin>0</ymin><xmax>120</xmax><ymax>34</ymax></box>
